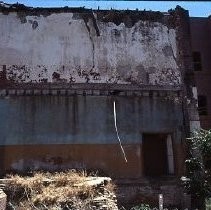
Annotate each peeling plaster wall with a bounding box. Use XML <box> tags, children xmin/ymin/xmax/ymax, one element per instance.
<box><xmin>0</xmin><ymin>9</ymin><xmax>189</xmax><ymax>202</ymax></box>
<box><xmin>0</xmin><ymin>10</ymin><xmax>180</xmax><ymax>86</ymax></box>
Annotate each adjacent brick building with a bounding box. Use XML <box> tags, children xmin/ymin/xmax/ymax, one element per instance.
<box><xmin>190</xmin><ymin>16</ymin><xmax>211</xmax><ymax>129</ymax></box>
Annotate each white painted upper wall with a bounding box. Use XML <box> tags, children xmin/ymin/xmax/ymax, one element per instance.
<box><xmin>0</xmin><ymin>11</ymin><xmax>181</xmax><ymax>85</ymax></box>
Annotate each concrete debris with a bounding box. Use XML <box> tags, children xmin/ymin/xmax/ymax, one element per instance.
<box><xmin>75</xmin><ymin>177</ymin><xmax>112</xmax><ymax>187</ymax></box>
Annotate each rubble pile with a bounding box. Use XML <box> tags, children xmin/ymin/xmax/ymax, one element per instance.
<box><xmin>0</xmin><ymin>171</ymin><xmax>118</xmax><ymax>210</ymax></box>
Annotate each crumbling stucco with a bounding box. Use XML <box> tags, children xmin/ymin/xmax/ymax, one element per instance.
<box><xmin>0</xmin><ymin>6</ymin><xmax>181</xmax><ymax>86</ymax></box>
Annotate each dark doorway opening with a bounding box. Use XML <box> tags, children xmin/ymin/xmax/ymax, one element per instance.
<box><xmin>143</xmin><ymin>134</ymin><xmax>168</xmax><ymax>176</ymax></box>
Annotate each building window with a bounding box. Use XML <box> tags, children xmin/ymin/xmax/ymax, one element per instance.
<box><xmin>198</xmin><ymin>95</ymin><xmax>208</xmax><ymax>115</ymax></box>
<box><xmin>193</xmin><ymin>51</ymin><xmax>202</xmax><ymax>71</ymax></box>
<box><xmin>142</xmin><ymin>134</ymin><xmax>174</xmax><ymax>176</ymax></box>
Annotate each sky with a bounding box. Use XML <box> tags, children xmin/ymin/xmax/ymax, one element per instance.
<box><xmin>2</xmin><ymin>1</ymin><xmax>211</xmax><ymax>17</ymax></box>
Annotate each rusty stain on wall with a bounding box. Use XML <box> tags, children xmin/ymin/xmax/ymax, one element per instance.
<box><xmin>0</xmin><ymin>144</ymin><xmax>185</xmax><ymax>178</ymax></box>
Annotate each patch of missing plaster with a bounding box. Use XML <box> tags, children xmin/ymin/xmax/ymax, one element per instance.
<box><xmin>69</xmin><ymin>75</ymin><xmax>76</xmax><ymax>83</ymax></box>
<box><xmin>28</xmin><ymin>19</ymin><xmax>38</xmax><ymax>29</ymax></box>
<box><xmin>76</xmin><ymin>68</ymin><xmax>90</xmax><ymax>83</ymax></box>
<box><xmin>17</xmin><ymin>12</ymin><xmax>27</xmax><ymax>23</ymax></box>
<box><xmin>126</xmin><ymin>67</ymin><xmax>148</xmax><ymax>85</ymax></box>
<box><xmin>40</xmin><ymin>78</ymin><xmax>48</xmax><ymax>83</ymax></box>
<box><xmin>134</xmin><ymin>64</ymin><xmax>148</xmax><ymax>84</ymax></box>
<box><xmin>6</xmin><ymin>65</ymin><xmax>30</xmax><ymax>82</ymax></box>
<box><xmin>90</xmin><ymin>69</ymin><xmax>101</xmax><ymax>81</ymax></box>
<box><xmin>112</xmin><ymin>29</ymin><xmax>121</xmax><ymax>37</ymax></box>
<box><xmin>125</xmin><ymin>71</ymin><xmax>140</xmax><ymax>84</ymax></box>
<box><xmin>52</xmin><ymin>71</ymin><xmax>68</xmax><ymax>83</ymax></box>
<box><xmin>96</xmin><ymin>10</ymin><xmax>164</xmax><ymax>27</ymax></box>
<box><xmin>75</xmin><ymin>67</ymin><xmax>102</xmax><ymax>83</ymax></box>
<box><xmin>149</xmin><ymin>68</ymin><xmax>181</xmax><ymax>86</ymax></box>
<box><xmin>106</xmin><ymin>70</ymin><xmax>121</xmax><ymax>84</ymax></box>
<box><xmin>52</xmin><ymin>72</ymin><xmax>60</xmax><ymax>82</ymax></box>
<box><xmin>116</xmin><ymin>63</ymin><xmax>150</xmax><ymax>84</ymax></box>
<box><xmin>32</xmin><ymin>20</ymin><xmax>38</xmax><ymax>29</ymax></box>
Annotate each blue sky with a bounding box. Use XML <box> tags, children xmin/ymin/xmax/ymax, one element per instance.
<box><xmin>3</xmin><ymin>1</ymin><xmax>211</xmax><ymax>17</ymax></box>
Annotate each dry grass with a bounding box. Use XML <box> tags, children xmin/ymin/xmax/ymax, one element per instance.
<box><xmin>4</xmin><ymin>170</ymin><xmax>114</xmax><ymax>210</ymax></box>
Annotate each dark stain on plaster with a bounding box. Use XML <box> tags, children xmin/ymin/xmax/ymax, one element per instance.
<box><xmin>96</xmin><ymin>10</ymin><xmax>164</xmax><ymax>27</ymax></box>
<box><xmin>162</xmin><ymin>45</ymin><xmax>173</xmax><ymax>57</ymax></box>
<box><xmin>116</xmin><ymin>63</ymin><xmax>131</xmax><ymax>79</ymax></box>
<box><xmin>32</xmin><ymin>20</ymin><xmax>38</xmax><ymax>29</ymax></box>
<box><xmin>73</xmin><ymin>12</ymin><xmax>100</xmax><ymax>37</ymax></box>
<box><xmin>77</xmin><ymin>14</ymin><xmax>96</xmax><ymax>72</ymax></box>
<box><xmin>40</xmin><ymin>78</ymin><xmax>48</xmax><ymax>83</ymax></box>
<box><xmin>154</xmin><ymin>68</ymin><xmax>180</xmax><ymax>85</ymax></box>
<box><xmin>76</xmin><ymin>68</ymin><xmax>91</xmax><ymax>83</ymax></box>
<box><xmin>51</xmin><ymin>72</ymin><xmax>68</xmax><ymax>83</ymax></box>
<box><xmin>69</xmin><ymin>75</ymin><xmax>76</xmax><ymax>83</ymax></box>
<box><xmin>0</xmin><ymin>65</ymin><xmax>8</xmax><ymax>87</ymax></box>
<box><xmin>52</xmin><ymin>72</ymin><xmax>60</xmax><ymax>81</ymax></box>
<box><xmin>6</xmin><ymin>65</ymin><xmax>31</xmax><ymax>83</ymax></box>
<box><xmin>17</xmin><ymin>12</ymin><xmax>27</xmax><ymax>23</ymax></box>
<box><xmin>28</xmin><ymin>19</ymin><xmax>38</xmax><ymax>29</ymax></box>
<box><xmin>112</xmin><ymin>29</ymin><xmax>121</xmax><ymax>37</ymax></box>
<box><xmin>90</xmin><ymin>12</ymin><xmax>100</xmax><ymax>36</ymax></box>
<box><xmin>135</xmin><ymin>65</ymin><xmax>148</xmax><ymax>84</ymax></box>
<box><xmin>90</xmin><ymin>70</ymin><xmax>101</xmax><ymax>81</ymax></box>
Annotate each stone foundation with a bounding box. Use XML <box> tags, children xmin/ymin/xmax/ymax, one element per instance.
<box><xmin>115</xmin><ymin>178</ymin><xmax>185</xmax><ymax>208</ymax></box>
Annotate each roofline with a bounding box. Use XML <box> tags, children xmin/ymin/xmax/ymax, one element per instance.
<box><xmin>0</xmin><ymin>1</ymin><xmax>178</xmax><ymax>15</ymax></box>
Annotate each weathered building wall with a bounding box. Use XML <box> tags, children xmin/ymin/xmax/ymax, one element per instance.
<box><xmin>0</xmin><ymin>6</ymin><xmax>180</xmax><ymax>86</ymax></box>
<box><xmin>0</xmin><ymin>96</ymin><xmax>182</xmax><ymax>145</ymax></box>
<box><xmin>0</xmin><ymin>95</ymin><xmax>184</xmax><ymax>179</ymax></box>
<box><xmin>0</xmin><ymin>5</ymin><xmax>187</xmax><ymax>175</ymax></box>
<box><xmin>0</xmin><ymin>5</ymin><xmax>194</xmax><ymax>207</ymax></box>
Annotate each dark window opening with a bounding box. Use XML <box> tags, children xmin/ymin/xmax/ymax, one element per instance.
<box><xmin>193</xmin><ymin>52</ymin><xmax>202</xmax><ymax>71</ymax></box>
<box><xmin>143</xmin><ymin>134</ymin><xmax>169</xmax><ymax>176</ymax></box>
<box><xmin>198</xmin><ymin>95</ymin><xmax>208</xmax><ymax>115</ymax></box>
